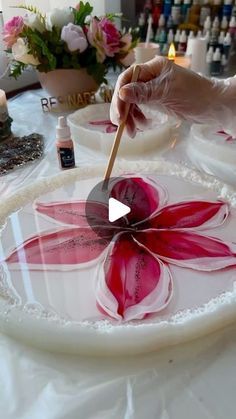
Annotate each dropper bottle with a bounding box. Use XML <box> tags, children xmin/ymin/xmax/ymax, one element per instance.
<box><xmin>56</xmin><ymin>116</ymin><xmax>75</xmax><ymax>170</ymax></box>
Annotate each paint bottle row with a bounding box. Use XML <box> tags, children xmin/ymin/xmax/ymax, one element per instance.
<box><xmin>139</xmin><ymin>0</ymin><xmax>236</xmax><ymax>39</ymax></box>
<box><xmin>206</xmin><ymin>46</ymin><xmax>227</xmax><ymax>75</ymax></box>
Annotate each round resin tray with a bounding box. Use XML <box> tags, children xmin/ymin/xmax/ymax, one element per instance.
<box><xmin>0</xmin><ymin>161</ymin><xmax>236</xmax><ymax>356</ymax></box>
<box><xmin>188</xmin><ymin>124</ymin><xmax>236</xmax><ymax>186</ymax></box>
<box><xmin>68</xmin><ymin>103</ymin><xmax>176</xmax><ymax>156</ymax></box>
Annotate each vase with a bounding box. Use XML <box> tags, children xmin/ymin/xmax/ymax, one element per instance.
<box><xmin>38</xmin><ymin>68</ymin><xmax>100</xmax><ymax>111</ymax></box>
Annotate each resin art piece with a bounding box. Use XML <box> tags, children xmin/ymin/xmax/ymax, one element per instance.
<box><xmin>0</xmin><ymin>161</ymin><xmax>236</xmax><ymax>355</ymax></box>
<box><xmin>188</xmin><ymin>124</ymin><xmax>236</xmax><ymax>186</ymax></box>
<box><xmin>68</xmin><ymin>103</ymin><xmax>176</xmax><ymax>156</ymax></box>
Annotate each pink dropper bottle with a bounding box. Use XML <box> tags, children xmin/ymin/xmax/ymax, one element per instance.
<box><xmin>56</xmin><ymin>116</ymin><xmax>75</xmax><ymax>170</ymax></box>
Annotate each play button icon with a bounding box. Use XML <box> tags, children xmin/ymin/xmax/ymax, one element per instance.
<box><xmin>108</xmin><ymin>198</ymin><xmax>131</xmax><ymax>223</ymax></box>
<box><xmin>85</xmin><ymin>176</ymin><xmax>153</xmax><ymax>243</ymax></box>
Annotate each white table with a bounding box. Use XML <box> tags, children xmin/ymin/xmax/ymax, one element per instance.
<box><xmin>0</xmin><ymin>89</ymin><xmax>235</xmax><ymax>419</ymax></box>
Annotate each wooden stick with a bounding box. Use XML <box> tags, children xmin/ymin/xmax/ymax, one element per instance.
<box><xmin>103</xmin><ymin>65</ymin><xmax>141</xmax><ymax>182</ymax></box>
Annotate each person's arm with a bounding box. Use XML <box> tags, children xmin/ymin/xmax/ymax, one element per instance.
<box><xmin>110</xmin><ymin>57</ymin><xmax>236</xmax><ymax>138</ymax></box>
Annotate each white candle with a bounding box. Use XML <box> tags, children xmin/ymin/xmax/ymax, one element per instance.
<box><xmin>190</xmin><ymin>38</ymin><xmax>207</xmax><ymax>74</ymax></box>
<box><xmin>0</xmin><ymin>89</ymin><xmax>8</xmax><ymax>122</ymax></box>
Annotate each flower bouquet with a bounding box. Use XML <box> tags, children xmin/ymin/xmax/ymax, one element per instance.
<box><xmin>3</xmin><ymin>2</ymin><xmax>139</xmax><ymax>86</ymax></box>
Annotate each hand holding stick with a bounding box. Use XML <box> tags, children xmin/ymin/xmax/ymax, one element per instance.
<box><xmin>103</xmin><ymin>65</ymin><xmax>141</xmax><ymax>183</ymax></box>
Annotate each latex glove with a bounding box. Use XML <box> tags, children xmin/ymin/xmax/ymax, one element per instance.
<box><xmin>110</xmin><ymin>56</ymin><xmax>236</xmax><ymax>138</ymax></box>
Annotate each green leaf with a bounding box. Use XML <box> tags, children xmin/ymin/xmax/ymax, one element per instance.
<box><xmin>105</xmin><ymin>13</ymin><xmax>123</xmax><ymax>21</ymax></box>
<box><xmin>74</xmin><ymin>2</ymin><xmax>93</xmax><ymax>26</ymax></box>
<box><xmin>29</xmin><ymin>31</ymin><xmax>56</xmax><ymax>70</ymax></box>
<box><xmin>62</xmin><ymin>55</ymin><xmax>71</xmax><ymax>69</ymax></box>
<box><xmin>87</xmin><ymin>62</ymin><xmax>106</xmax><ymax>85</ymax></box>
<box><xmin>9</xmin><ymin>62</ymin><xmax>27</xmax><ymax>79</ymax></box>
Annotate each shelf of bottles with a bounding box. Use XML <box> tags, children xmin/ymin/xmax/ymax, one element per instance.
<box><xmin>137</xmin><ymin>0</ymin><xmax>236</xmax><ymax>76</ymax></box>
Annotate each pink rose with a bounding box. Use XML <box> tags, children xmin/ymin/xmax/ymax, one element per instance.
<box><xmin>3</xmin><ymin>16</ymin><xmax>24</xmax><ymax>48</ymax></box>
<box><xmin>100</xmin><ymin>18</ymin><xmax>120</xmax><ymax>55</ymax></box>
<box><xmin>87</xmin><ymin>17</ymin><xmax>120</xmax><ymax>63</ymax></box>
<box><xmin>61</xmin><ymin>23</ymin><xmax>88</xmax><ymax>52</ymax></box>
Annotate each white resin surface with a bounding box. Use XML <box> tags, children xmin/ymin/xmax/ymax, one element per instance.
<box><xmin>188</xmin><ymin>124</ymin><xmax>236</xmax><ymax>186</ymax></box>
<box><xmin>68</xmin><ymin>103</ymin><xmax>176</xmax><ymax>156</ymax></box>
<box><xmin>0</xmin><ymin>161</ymin><xmax>236</xmax><ymax>356</ymax></box>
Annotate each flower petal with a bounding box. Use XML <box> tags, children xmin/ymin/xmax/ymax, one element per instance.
<box><xmin>5</xmin><ymin>227</ymin><xmax>111</xmax><ymax>270</ymax></box>
<box><xmin>110</xmin><ymin>177</ymin><xmax>167</xmax><ymax>225</ymax></box>
<box><xmin>142</xmin><ymin>201</ymin><xmax>229</xmax><ymax>231</ymax></box>
<box><xmin>89</xmin><ymin>119</ymin><xmax>114</xmax><ymax>126</ymax></box>
<box><xmin>35</xmin><ymin>201</ymin><xmax>108</xmax><ymax>227</ymax></box>
<box><xmin>96</xmin><ymin>233</ymin><xmax>173</xmax><ymax>321</ymax></box>
<box><xmin>106</xmin><ymin>124</ymin><xmax>117</xmax><ymax>133</ymax></box>
<box><xmin>135</xmin><ymin>230</ymin><xmax>236</xmax><ymax>271</ymax></box>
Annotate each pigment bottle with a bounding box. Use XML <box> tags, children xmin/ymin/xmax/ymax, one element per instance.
<box><xmin>210</xmin><ymin>47</ymin><xmax>222</xmax><ymax>76</ymax></box>
<box><xmin>200</xmin><ymin>0</ymin><xmax>211</xmax><ymax>27</ymax></box>
<box><xmin>203</xmin><ymin>16</ymin><xmax>212</xmax><ymax>34</ymax></box>
<box><xmin>178</xmin><ymin>30</ymin><xmax>187</xmax><ymax>52</ymax></box>
<box><xmin>221</xmin><ymin>16</ymin><xmax>229</xmax><ymax>32</ymax></box>
<box><xmin>206</xmin><ymin>46</ymin><xmax>214</xmax><ymax>76</ymax></box>
<box><xmin>223</xmin><ymin>32</ymin><xmax>232</xmax><ymax>58</ymax></box>
<box><xmin>56</xmin><ymin>116</ymin><xmax>75</xmax><ymax>170</ymax></box>
<box><xmin>174</xmin><ymin>28</ymin><xmax>181</xmax><ymax>49</ymax></box>
<box><xmin>182</xmin><ymin>0</ymin><xmax>191</xmax><ymax>23</ymax></box>
<box><xmin>171</xmin><ymin>0</ymin><xmax>182</xmax><ymax>27</ymax></box>
<box><xmin>211</xmin><ymin>0</ymin><xmax>222</xmax><ymax>20</ymax></box>
<box><xmin>229</xmin><ymin>16</ymin><xmax>236</xmax><ymax>39</ymax></box>
<box><xmin>218</xmin><ymin>30</ymin><xmax>226</xmax><ymax>52</ymax></box>
<box><xmin>223</xmin><ymin>0</ymin><xmax>233</xmax><ymax>19</ymax></box>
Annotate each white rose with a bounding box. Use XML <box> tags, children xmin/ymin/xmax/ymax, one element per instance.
<box><xmin>46</xmin><ymin>8</ymin><xmax>74</xmax><ymax>31</ymax></box>
<box><xmin>61</xmin><ymin>23</ymin><xmax>88</xmax><ymax>52</ymax></box>
<box><xmin>12</xmin><ymin>38</ymin><xmax>40</xmax><ymax>66</ymax></box>
<box><xmin>24</xmin><ymin>12</ymin><xmax>45</xmax><ymax>33</ymax></box>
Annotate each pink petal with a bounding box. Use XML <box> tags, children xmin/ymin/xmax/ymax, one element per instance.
<box><xmin>89</xmin><ymin>119</ymin><xmax>113</xmax><ymax>125</ymax></box>
<box><xmin>217</xmin><ymin>130</ymin><xmax>235</xmax><ymax>142</ymax></box>
<box><xmin>5</xmin><ymin>227</ymin><xmax>110</xmax><ymax>269</ymax></box>
<box><xmin>106</xmin><ymin>125</ymin><xmax>117</xmax><ymax>133</ymax></box>
<box><xmin>35</xmin><ymin>201</ymin><xmax>108</xmax><ymax>227</ymax></box>
<box><xmin>110</xmin><ymin>177</ymin><xmax>167</xmax><ymax>225</ymax></box>
<box><xmin>96</xmin><ymin>233</ymin><xmax>173</xmax><ymax>321</ymax></box>
<box><xmin>143</xmin><ymin>201</ymin><xmax>228</xmax><ymax>231</ymax></box>
<box><xmin>135</xmin><ymin>230</ymin><xmax>236</xmax><ymax>271</ymax></box>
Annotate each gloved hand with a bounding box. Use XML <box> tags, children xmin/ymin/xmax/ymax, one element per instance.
<box><xmin>110</xmin><ymin>56</ymin><xmax>236</xmax><ymax>138</ymax></box>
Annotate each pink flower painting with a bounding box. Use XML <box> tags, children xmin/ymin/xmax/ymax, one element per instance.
<box><xmin>89</xmin><ymin>119</ymin><xmax>117</xmax><ymax>133</ymax></box>
<box><xmin>3</xmin><ymin>177</ymin><xmax>236</xmax><ymax>322</ymax></box>
<box><xmin>88</xmin><ymin>120</ymin><xmax>142</xmax><ymax>134</ymax></box>
<box><xmin>217</xmin><ymin>130</ymin><xmax>236</xmax><ymax>143</ymax></box>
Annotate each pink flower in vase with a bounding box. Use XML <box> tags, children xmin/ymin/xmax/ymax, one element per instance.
<box><xmin>3</xmin><ymin>177</ymin><xmax>236</xmax><ymax>322</ymax></box>
<box><xmin>3</xmin><ymin>16</ymin><xmax>24</xmax><ymax>48</ymax></box>
<box><xmin>87</xmin><ymin>17</ymin><xmax>120</xmax><ymax>63</ymax></box>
